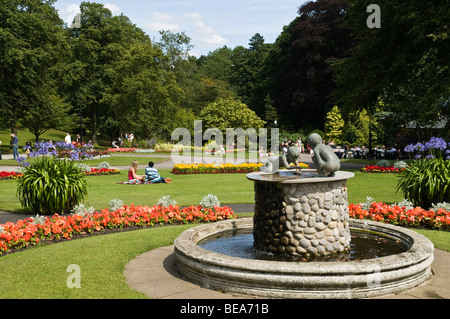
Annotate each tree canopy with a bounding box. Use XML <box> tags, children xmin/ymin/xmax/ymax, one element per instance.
<box><xmin>0</xmin><ymin>0</ymin><xmax>447</xmax><ymax>147</ymax></box>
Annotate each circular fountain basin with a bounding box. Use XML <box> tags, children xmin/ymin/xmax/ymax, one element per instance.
<box><xmin>174</xmin><ymin>217</ymin><xmax>434</xmax><ymax>299</ymax></box>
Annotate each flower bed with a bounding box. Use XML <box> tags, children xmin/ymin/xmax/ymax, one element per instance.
<box><xmin>0</xmin><ymin>204</ymin><xmax>237</xmax><ymax>255</ymax></box>
<box><xmin>0</xmin><ymin>168</ymin><xmax>119</xmax><ymax>180</ymax></box>
<box><xmin>0</xmin><ymin>171</ymin><xmax>23</xmax><ymax>180</ymax></box>
<box><xmin>172</xmin><ymin>163</ymin><xmax>264</xmax><ymax>174</ymax></box>
<box><xmin>84</xmin><ymin>168</ymin><xmax>120</xmax><ymax>176</ymax></box>
<box><xmin>106</xmin><ymin>147</ymin><xmax>136</xmax><ymax>153</ymax></box>
<box><xmin>361</xmin><ymin>165</ymin><xmax>405</xmax><ymax>173</ymax></box>
<box><xmin>349</xmin><ymin>202</ymin><xmax>450</xmax><ymax>231</ymax></box>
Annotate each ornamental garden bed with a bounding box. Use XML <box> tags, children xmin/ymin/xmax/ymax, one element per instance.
<box><xmin>171</xmin><ymin>162</ymin><xmax>310</xmax><ymax>175</ymax></box>
<box><xmin>361</xmin><ymin>165</ymin><xmax>405</xmax><ymax>173</ymax></box>
<box><xmin>0</xmin><ymin>168</ymin><xmax>120</xmax><ymax>180</ymax></box>
<box><xmin>0</xmin><ymin>204</ymin><xmax>237</xmax><ymax>256</ymax></box>
<box><xmin>349</xmin><ymin>201</ymin><xmax>450</xmax><ymax>231</ymax></box>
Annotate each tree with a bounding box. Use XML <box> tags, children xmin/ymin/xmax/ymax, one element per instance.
<box><xmin>342</xmin><ymin>108</ymin><xmax>380</xmax><ymax>146</ymax></box>
<box><xmin>21</xmin><ymin>94</ymin><xmax>71</xmax><ymax>142</ymax></box>
<box><xmin>64</xmin><ymin>2</ymin><xmax>148</xmax><ymax>143</ymax></box>
<box><xmin>324</xmin><ymin>105</ymin><xmax>345</xmax><ymax>143</ymax></box>
<box><xmin>229</xmin><ymin>34</ymin><xmax>272</xmax><ymax>117</ymax></box>
<box><xmin>200</xmin><ymin>98</ymin><xmax>266</xmax><ymax>132</ymax></box>
<box><xmin>103</xmin><ymin>42</ymin><xmax>182</xmax><ymax>140</ymax></box>
<box><xmin>333</xmin><ymin>0</ymin><xmax>449</xmax><ymax>129</ymax></box>
<box><xmin>0</xmin><ymin>0</ymin><xmax>67</xmax><ymax>133</ymax></box>
<box><xmin>268</xmin><ymin>0</ymin><xmax>352</xmax><ymax>131</ymax></box>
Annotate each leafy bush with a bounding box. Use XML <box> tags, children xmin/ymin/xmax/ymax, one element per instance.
<box><xmin>97</xmin><ymin>161</ymin><xmax>110</xmax><ymax>169</ymax></box>
<box><xmin>396</xmin><ymin>158</ymin><xmax>450</xmax><ymax>209</ymax></box>
<box><xmin>200</xmin><ymin>194</ymin><xmax>220</xmax><ymax>209</ymax></box>
<box><xmin>71</xmin><ymin>203</ymin><xmax>95</xmax><ymax>216</ymax></box>
<box><xmin>77</xmin><ymin>162</ymin><xmax>91</xmax><ymax>172</ymax></box>
<box><xmin>376</xmin><ymin>159</ymin><xmax>391</xmax><ymax>167</ymax></box>
<box><xmin>16</xmin><ymin>157</ymin><xmax>88</xmax><ymax>215</ymax></box>
<box><xmin>157</xmin><ymin>196</ymin><xmax>177</xmax><ymax>208</ymax></box>
<box><xmin>394</xmin><ymin>160</ymin><xmax>408</xmax><ymax>169</ymax></box>
<box><xmin>431</xmin><ymin>202</ymin><xmax>450</xmax><ymax>212</ymax></box>
<box><xmin>109</xmin><ymin>199</ymin><xmax>124</xmax><ymax>212</ymax></box>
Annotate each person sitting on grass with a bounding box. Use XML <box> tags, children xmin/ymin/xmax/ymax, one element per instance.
<box><xmin>128</xmin><ymin>160</ymin><xmax>145</xmax><ymax>183</ymax></box>
<box><xmin>144</xmin><ymin>161</ymin><xmax>172</xmax><ymax>184</ymax></box>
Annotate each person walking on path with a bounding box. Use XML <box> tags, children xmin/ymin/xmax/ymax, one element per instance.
<box><xmin>11</xmin><ymin>133</ymin><xmax>19</xmax><ymax>160</ymax></box>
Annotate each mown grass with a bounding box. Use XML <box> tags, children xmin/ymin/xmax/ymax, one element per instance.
<box><xmin>0</xmin><ymin>168</ymin><xmax>404</xmax><ymax>213</ymax></box>
<box><xmin>0</xmin><ymin>224</ymin><xmax>193</xmax><ymax>298</ymax></box>
<box><xmin>0</xmin><ymin>222</ymin><xmax>447</xmax><ymax>299</ymax></box>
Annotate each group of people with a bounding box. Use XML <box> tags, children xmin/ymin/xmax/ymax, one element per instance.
<box><xmin>326</xmin><ymin>141</ymin><xmax>399</xmax><ymax>160</ymax></box>
<box><xmin>124</xmin><ymin>160</ymin><xmax>172</xmax><ymax>184</ymax></box>
<box><xmin>65</xmin><ymin>133</ymin><xmax>85</xmax><ymax>148</ymax></box>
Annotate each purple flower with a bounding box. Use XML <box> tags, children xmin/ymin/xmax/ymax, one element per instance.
<box><xmin>70</xmin><ymin>152</ymin><xmax>79</xmax><ymax>160</ymax></box>
<box><xmin>404</xmin><ymin>144</ymin><xmax>415</xmax><ymax>152</ymax></box>
<box><xmin>415</xmin><ymin>143</ymin><xmax>426</xmax><ymax>152</ymax></box>
<box><xmin>425</xmin><ymin>136</ymin><xmax>447</xmax><ymax>151</ymax></box>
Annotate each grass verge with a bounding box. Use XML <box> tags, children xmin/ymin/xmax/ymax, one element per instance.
<box><xmin>0</xmin><ymin>169</ymin><xmax>405</xmax><ymax>212</ymax></box>
<box><xmin>0</xmin><ymin>222</ymin><xmax>447</xmax><ymax>299</ymax></box>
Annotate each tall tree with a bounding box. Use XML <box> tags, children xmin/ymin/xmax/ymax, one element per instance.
<box><xmin>0</xmin><ymin>0</ymin><xmax>67</xmax><ymax>133</ymax></box>
<box><xmin>333</xmin><ymin>0</ymin><xmax>449</xmax><ymax>130</ymax></box>
<box><xmin>63</xmin><ymin>2</ymin><xmax>148</xmax><ymax>143</ymax></box>
<box><xmin>268</xmin><ymin>0</ymin><xmax>352</xmax><ymax>131</ymax></box>
<box><xmin>230</xmin><ymin>34</ymin><xmax>272</xmax><ymax>117</ymax></box>
<box><xmin>103</xmin><ymin>42</ymin><xmax>182</xmax><ymax>140</ymax></box>
<box><xmin>324</xmin><ymin>105</ymin><xmax>345</xmax><ymax>143</ymax></box>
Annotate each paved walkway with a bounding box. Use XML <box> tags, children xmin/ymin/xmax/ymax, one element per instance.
<box><xmin>124</xmin><ymin>245</ymin><xmax>450</xmax><ymax>299</ymax></box>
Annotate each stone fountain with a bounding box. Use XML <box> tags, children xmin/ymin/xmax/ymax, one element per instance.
<box><xmin>174</xmin><ymin>134</ymin><xmax>434</xmax><ymax>298</ymax></box>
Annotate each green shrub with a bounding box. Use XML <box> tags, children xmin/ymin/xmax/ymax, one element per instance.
<box><xmin>200</xmin><ymin>194</ymin><xmax>220</xmax><ymax>209</ymax></box>
<box><xmin>16</xmin><ymin>157</ymin><xmax>88</xmax><ymax>214</ymax></box>
<box><xmin>396</xmin><ymin>158</ymin><xmax>450</xmax><ymax>209</ymax></box>
<box><xmin>157</xmin><ymin>195</ymin><xmax>177</xmax><ymax>208</ymax></box>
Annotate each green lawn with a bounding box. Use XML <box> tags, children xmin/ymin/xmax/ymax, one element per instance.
<box><xmin>0</xmin><ymin>224</ymin><xmax>192</xmax><ymax>298</ymax></box>
<box><xmin>0</xmin><ymin>222</ymin><xmax>447</xmax><ymax>299</ymax></box>
<box><xmin>0</xmin><ymin>155</ymin><xmax>167</xmax><ymax>167</ymax></box>
<box><xmin>0</xmin><ymin>169</ymin><xmax>404</xmax><ymax>213</ymax></box>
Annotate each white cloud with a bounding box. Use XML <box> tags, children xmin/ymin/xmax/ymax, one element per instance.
<box><xmin>60</xmin><ymin>2</ymin><xmax>121</xmax><ymax>25</ymax></box>
<box><xmin>146</xmin><ymin>22</ymin><xmax>181</xmax><ymax>32</ymax></box>
<box><xmin>104</xmin><ymin>3</ymin><xmax>122</xmax><ymax>16</ymax></box>
<box><xmin>145</xmin><ymin>11</ymin><xmax>228</xmax><ymax>48</ymax></box>
<box><xmin>62</xmin><ymin>3</ymin><xmax>81</xmax><ymax>25</ymax></box>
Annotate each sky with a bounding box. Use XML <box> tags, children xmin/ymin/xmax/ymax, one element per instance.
<box><xmin>54</xmin><ymin>0</ymin><xmax>308</xmax><ymax>57</ymax></box>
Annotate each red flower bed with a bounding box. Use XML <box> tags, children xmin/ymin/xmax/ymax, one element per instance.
<box><xmin>349</xmin><ymin>202</ymin><xmax>450</xmax><ymax>231</ymax></box>
<box><xmin>0</xmin><ymin>171</ymin><xmax>23</xmax><ymax>180</ymax></box>
<box><xmin>361</xmin><ymin>165</ymin><xmax>405</xmax><ymax>173</ymax></box>
<box><xmin>0</xmin><ymin>204</ymin><xmax>237</xmax><ymax>255</ymax></box>
<box><xmin>106</xmin><ymin>148</ymin><xmax>136</xmax><ymax>153</ymax></box>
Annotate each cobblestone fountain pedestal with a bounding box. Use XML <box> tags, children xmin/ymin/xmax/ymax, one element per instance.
<box><xmin>248</xmin><ymin>169</ymin><xmax>354</xmax><ymax>259</ymax></box>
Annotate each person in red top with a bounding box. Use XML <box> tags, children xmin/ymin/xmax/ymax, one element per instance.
<box><xmin>128</xmin><ymin>160</ymin><xmax>145</xmax><ymax>183</ymax></box>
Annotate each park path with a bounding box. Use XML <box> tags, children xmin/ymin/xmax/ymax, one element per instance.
<box><xmin>0</xmin><ymin>152</ymin><xmax>365</xmax><ymax>172</ymax></box>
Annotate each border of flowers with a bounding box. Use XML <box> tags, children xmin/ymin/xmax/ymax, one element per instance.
<box><xmin>171</xmin><ymin>162</ymin><xmax>310</xmax><ymax>175</ymax></box>
<box><xmin>0</xmin><ymin>168</ymin><xmax>120</xmax><ymax>180</ymax></box>
<box><xmin>0</xmin><ymin>204</ymin><xmax>237</xmax><ymax>256</ymax></box>
<box><xmin>361</xmin><ymin>165</ymin><xmax>405</xmax><ymax>173</ymax></box>
<box><xmin>172</xmin><ymin>163</ymin><xmax>264</xmax><ymax>175</ymax></box>
<box><xmin>349</xmin><ymin>202</ymin><xmax>450</xmax><ymax>231</ymax></box>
